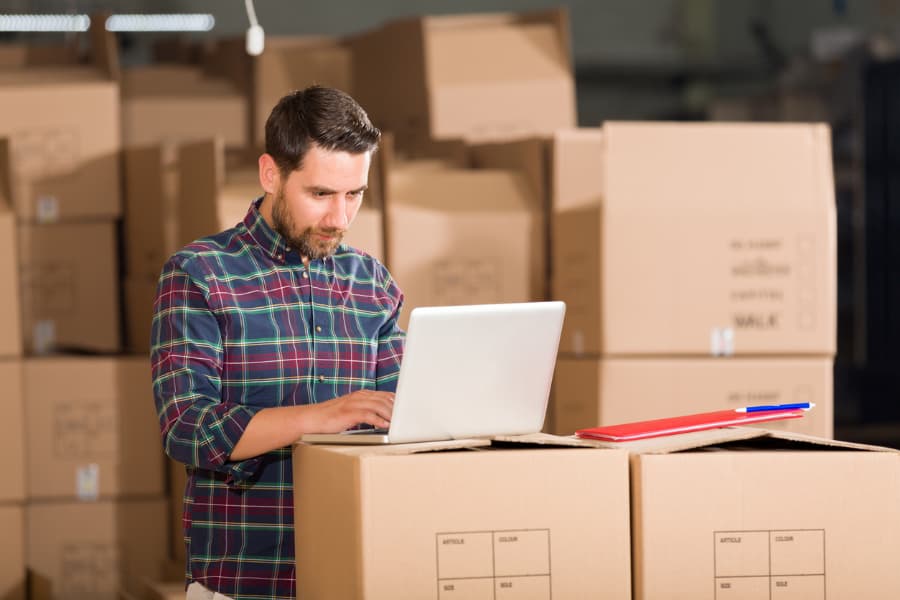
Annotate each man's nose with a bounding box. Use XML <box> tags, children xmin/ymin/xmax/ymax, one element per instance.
<box><xmin>321</xmin><ymin>197</ymin><xmax>349</xmax><ymax>230</ymax></box>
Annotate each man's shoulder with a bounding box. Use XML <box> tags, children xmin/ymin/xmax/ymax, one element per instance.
<box><xmin>168</xmin><ymin>226</ymin><xmax>249</xmax><ymax>270</ymax></box>
<box><xmin>332</xmin><ymin>244</ymin><xmax>392</xmax><ymax>281</ymax></box>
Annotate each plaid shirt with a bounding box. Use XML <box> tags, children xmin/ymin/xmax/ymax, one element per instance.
<box><xmin>151</xmin><ymin>198</ymin><xmax>405</xmax><ymax>600</ymax></box>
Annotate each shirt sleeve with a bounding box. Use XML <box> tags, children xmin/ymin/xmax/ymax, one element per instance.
<box><xmin>374</xmin><ymin>266</ymin><xmax>406</xmax><ymax>392</ymax></box>
<box><xmin>151</xmin><ymin>255</ymin><xmax>263</xmax><ymax>485</ymax></box>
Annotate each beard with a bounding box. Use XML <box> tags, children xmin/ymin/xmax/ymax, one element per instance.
<box><xmin>270</xmin><ymin>188</ymin><xmax>345</xmax><ymax>260</ymax></box>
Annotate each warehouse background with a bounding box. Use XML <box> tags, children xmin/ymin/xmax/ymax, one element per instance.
<box><xmin>2</xmin><ymin>1</ymin><xmax>900</xmax><ymax>599</ymax></box>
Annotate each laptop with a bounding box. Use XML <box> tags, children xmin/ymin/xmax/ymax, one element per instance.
<box><xmin>300</xmin><ymin>300</ymin><xmax>566</xmax><ymax>445</ymax></box>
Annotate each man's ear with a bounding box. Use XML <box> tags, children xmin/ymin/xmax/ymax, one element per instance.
<box><xmin>258</xmin><ymin>153</ymin><xmax>280</xmax><ymax>195</ymax></box>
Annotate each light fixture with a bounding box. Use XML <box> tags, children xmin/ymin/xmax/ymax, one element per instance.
<box><xmin>104</xmin><ymin>14</ymin><xmax>215</xmax><ymax>32</ymax></box>
<box><xmin>0</xmin><ymin>14</ymin><xmax>90</xmax><ymax>32</ymax></box>
<box><xmin>244</xmin><ymin>0</ymin><xmax>265</xmax><ymax>56</ymax></box>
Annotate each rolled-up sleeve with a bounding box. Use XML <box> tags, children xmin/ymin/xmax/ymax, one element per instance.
<box><xmin>151</xmin><ymin>255</ymin><xmax>263</xmax><ymax>483</ymax></box>
<box><xmin>374</xmin><ymin>268</ymin><xmax>405</xmax><ymax>391</ymax></box>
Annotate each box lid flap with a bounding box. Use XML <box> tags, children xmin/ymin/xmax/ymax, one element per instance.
<box><xmin>572</xmin><ymin>427</ymin><xmax>899</xmax><ymax>454</ymax></box>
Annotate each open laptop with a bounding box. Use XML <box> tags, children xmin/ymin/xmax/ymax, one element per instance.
<box><xmin>300</xmin><ymin>300</ymin><xmax>566</xmax><ymax>445</ymax></box>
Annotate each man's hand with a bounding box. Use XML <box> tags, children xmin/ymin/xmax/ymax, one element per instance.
<box><xmin>229</xmin><ymin>389</ymin><xmax>395</xmax><ymax>460</ymax></box>
<box><xmin>312</xmin><ymin>389</ymin><xmax>395</xmax><ymax>433</ymax></box>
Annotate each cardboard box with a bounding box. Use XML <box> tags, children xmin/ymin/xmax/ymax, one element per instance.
<box><xmin>553</xmin><ymin>122</ymin><xmax>837</xmax><ymax>356</ymax></box>
<box><xmin>168</xmin><ymin>458</ymin><xmax>187</xmax><ymax>564</ymax></box>
<box><xmin>0</xmin><ymin>504</ymin><xmax>25</xmax><ymax>600</ymax></box>
<box><xmin>0</xmin><ymin>360</ymin><xmax>25</xmax><ymax>503</ymax></box>
<box><xmin>468</xmin><ymin>138</ymin><xmax>550</xmax><ymax>301</ymax></box>
<box><xmin>24</xmin><ymin>356</ymin><xmax>164</xmax><ymax>500</ymax></box>
<box><xmin>293</xmin><ymin>436</ymin><xmax>631</xmax><ymax>599</ymax></box>
<box><xmin>123</xmin><ymin>275</ymin><xmax>157</xmax><ymax>356</ymax></box>
<box><xmin>351</xmin><ymin>8</ymin><xmax>575</xmax><ymax>147</ymax></box>
<box><xmin>591</xmin><ymin>428</ymin><xmax>900</xmax><ymax>599</ymax></box>
<box><xmin>123</xmin><ymin>143</ymin><xmax>179</xmax><ymax>280</ymax></box>
<box><xmin>0</xmin><ymin>78</ymin><xmax>121</xmax><ymax>221</ymax></box>
<box><xmin>18</xmin><ymin>220</ymin><xmax>121</xmax><ymax>354</ymax></box>
<box><xmin>385</xmin><ymin>160</ymin><xmax>535</xmax><ymax>330</ymax></box>
<box><xmin>550</xmin><ymin>356</ymin><xmax>834</xmax><ymax>439</ymax></box>
<box><xmin>121</xmin><ymin>66</ymin><xmax>247</xmax><ymax>149</ymax></box>
<box><xmin>0</xmin><ymin>209</ymin><xmax>23</xmax><ymax>357</ymax></box>
<box><xmin>27</xmin><ymin>498</ymin><xmax>168</xmax><ymax>600</ymax></box>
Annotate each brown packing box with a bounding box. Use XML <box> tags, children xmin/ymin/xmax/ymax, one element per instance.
<box><xmin>0</xmin><ymin>78</ymin><xmax>120</xmax><ymax>221</ymax></box>
<box><xmin>351</xmin><ymin>8</ymin><xmax>575</xmax><ymax>147</ymax></box>
<box><xmin>24</xmin><ymin>356</ymin><xmax>164</xmax><ymax>500</ymax></box>
<box><xmin>584</xmin><ymin>428</ymin><xmax>900</xmax><ymax>599</ymax></box>
<box><xmin>468</xmin><ymin>138</ymin><xmax>550</xmax><ymax>301</ymax></box>
<box><xmin>0</xmin><ymin>209</ymin><xmax>23</xmax><ymax>357</ymax></box>
<box><xmin>124</xmin><ymin>275</ymin><xmax>157</xmax><ymax>356</ymax></box>
<box><xmin>550</xmin><ymin>356</ymin><xmax>834</xmax><ymax>439</ymax></box>
<box><xmin>18</xmin><ymin>220</ymin><xmax>121</xmax><ymax>353</ymax></box>
<box><xmin>384</xmin><ymin>160</ymin><xmax>535</xmax><ymax>330</ymax></box>
<box><xmin>0</xmin><ymin>504</ymin><xmax>25</xmax><ymax>600</ymax></box>
<box><xmin>293</xmin><ymin>435</ymin><xmax>631</xmax><ymax>599</ymax></box>
<box><xmin>0</xmin><ymin>360</ymin><xmax>25</xmax><ymax>503</ymax></box>
<box><xmin>27</xmin><ymin>498</ymin><xmax>168</xmax><ymax>600</ymax></box>
<box><xmin>121</xmin><ymin>66</ymin><xmax>247</xmax><ymax>149</ymax></box>
<box><xmin>553</xmin><ymin>122</ymin><xmax>837</xmax><ymax>356</ymax></box>
<box><xmin>168</xmin><ymin>458</ymin><xmax>187</xmax><ymax>564</ymax></box>
<box><xmin>123</xmin><ymin>143</ymin><xmax>179</xmax><ymax>280</ymax></box>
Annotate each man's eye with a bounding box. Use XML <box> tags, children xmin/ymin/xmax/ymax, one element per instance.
<box><xmin>314</xmin><ymin>191</ymin><xmax>330</xmax><ymax>198</ymax></box>
<box><xmin>350</xmin><ymin>190</ymin><xmax>365</xmax><ymax>200</ymax></box>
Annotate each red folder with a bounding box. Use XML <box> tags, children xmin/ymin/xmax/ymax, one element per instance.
<box><xmin>575</xmin><ymin>408</ymin><xmax>805</xmax><ymax>442</ymax></box>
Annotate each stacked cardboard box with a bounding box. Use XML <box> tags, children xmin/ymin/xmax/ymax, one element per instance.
<box><xmin>548</xmin><ymin>123</ymin><xmax>837</xmax><ymax>439</ymax></box>
<box><xmin>0</xmin><ymin>63</ymin><xmax>122</xmax><ymax>354</ymax></box>
<box><xmin>23</xmin><ymin>357</ymin><xmax>167</xmax><ymax>600</ymax></box>
<box><xmin>0</xmin><ymin>360</ymin><xmax>25</xmax><ymax>600</ymax></box>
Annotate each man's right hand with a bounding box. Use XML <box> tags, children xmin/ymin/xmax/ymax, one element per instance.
<box><xmin>312</xmin><ymin>389</ymin><xmax>395</xmax><ymax>433</ymax></box>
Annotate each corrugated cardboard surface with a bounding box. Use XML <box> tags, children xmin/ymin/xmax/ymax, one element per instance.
<box><xmin>386</xmin><ymin>162</ymin><xmax>535</xmax><ymax>330</ymax></box>
<box><xmin>121</xmin><ymin>66</ymin><xmax>246</xmax><ymax>149</ymax></box>
<box><xmin>24</xmin><ymin>356</ymin><xmax>164</xmax><ymax>500</ymax></box>
<box><xmin>18</xmin><ymin>221</ymin><xmax>121</xmax><ymax>354</ymax></box>
<box><xmin>553</xmin><ymin>122</ymin><xmax>837</xmax><ymax>356</ymax></box>
<box><xmin>294</xmin><ymin>439</ymin><xmax>631</xmax><ymax>599</ymax></box>
<box><xmin>627</xmin><ymin>433</ymin><xmax>900</xmax><ymax>599</ymax></box>
<box><xmin>0</xmin><ymin>360</ymin><xmax>25</xmax><ymax>503</ymax></box>
<box><xmin>0</xmin><ymin>78</ymin><xmax>120</xmax><ymax>221</ymax></box>
<box><xmin>123</xmin><ymin>143</ymin><xmax>179</xmax><ymax>280</ymax></box>
<box><xmin>0</xmin><ymin>504</ymin><xmax>25</xmax><ymax>600</ymax></box>
<box><xmin>351</xmin><ymin>9</ymin><xmax>575</xmax><ymax>146</ymax></box>
<box><xmin>469</xmin><ymin>137</ymin><xmax>550</xmax><ymax>301</ymax></box>
<box><xmin>123</xmin><ymin>275</ymin><xmax>157</xmax><ymax>356</ymax></box>
<box><xmin>27</xmin><ymin>498</ymin><xmax>168</xmax><ymax>600</ymax></box>
<box><xmin>551</xmin><ymin>356</ymin><xmax>834</xmax><ymax>438</ymax></box>
<box><xmin>0</xmin><ymin>210</ymin><xmax>23</xmax><ymax>357</ymax></box>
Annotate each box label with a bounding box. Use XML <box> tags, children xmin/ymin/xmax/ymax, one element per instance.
<box><xmin>714</xmin><ymin>529</ymin><xmax>825</xmax><ymax>599</ymax></box>
<box><xmin>437</xmin><ymin>529</ymin><xmax>551</xmax><ymax>599</ymax></box>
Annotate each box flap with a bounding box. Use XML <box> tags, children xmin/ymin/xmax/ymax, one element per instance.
<box><xmin>294</xmin><ymin>438</ymin><xmax>492</xmax><ymax>457</ymax></box>
<box><xmin>576</xmin><ymin>426</ymin><xmax>900</xmax><ymax>454</ymax></box>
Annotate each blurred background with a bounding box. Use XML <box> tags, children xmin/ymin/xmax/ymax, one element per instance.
<box><xmin>2</xmin><ymin>2</ymin><xmax>899</xmax><ymax>598</ymax></box>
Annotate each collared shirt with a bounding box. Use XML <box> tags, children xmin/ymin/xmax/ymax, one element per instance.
<box><xmin>151</xmin><ymin>198</ymin><xmax>404</xmax><ymax>600</ymax></box>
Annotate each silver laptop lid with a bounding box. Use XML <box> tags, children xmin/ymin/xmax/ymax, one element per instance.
<box><xmin>386</xmin><ymin>301</ymin><xmax>565</xmax><ymax>443</ymax></box>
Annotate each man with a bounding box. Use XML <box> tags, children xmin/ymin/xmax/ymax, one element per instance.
<box><xmin>151</xmin><ymin>86</ymin><xmax>403</xmax><ymax>600</ymax></box>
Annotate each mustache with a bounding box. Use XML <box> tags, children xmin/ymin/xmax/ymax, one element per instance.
<box><xmin>309</xmin><ymin>227</ymin><xmax>345</xmax><ymax>236</ymax></box>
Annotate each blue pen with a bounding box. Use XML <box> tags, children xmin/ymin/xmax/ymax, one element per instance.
<box><xmin>735</xmin><ymin>402</ymin><xmax>815</xmax><ymax>413</ymax></box>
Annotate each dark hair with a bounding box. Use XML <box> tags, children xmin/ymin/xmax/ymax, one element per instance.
<box><xmin>264</xmin><ymin>85</ymin><xmax>381</xmax><ymax>175</ymax></box>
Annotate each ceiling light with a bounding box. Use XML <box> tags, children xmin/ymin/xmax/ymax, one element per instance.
<box><xmin>105</xmin><ymin>14</ymin><xmax>215</xmax><ymax>32</ymax></box>
<box><xmin>0</xmin><ymin>14</ymin><xmax>90</xmax><ymax>32</ymax></box>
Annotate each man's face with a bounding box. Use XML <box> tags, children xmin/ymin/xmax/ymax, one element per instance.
<box><xmin>269</xmin><ymin>144</ymin><xmax>371</xmax><ymax>260</ymax></box>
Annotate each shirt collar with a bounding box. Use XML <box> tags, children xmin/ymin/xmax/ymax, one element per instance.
<box><xmin>243</xmin><ymin>196</ymin><xmax>290</xmax><ymax>260</ymax></box>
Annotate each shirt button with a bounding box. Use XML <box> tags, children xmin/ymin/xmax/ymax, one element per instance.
<box><xmin>317</xmin><ymin>375</ymin><xmax>325</xmax><ymax>383</ymax></box>
<box><xmin>302</xmin><ymin>271</ymin><xmax>309</xmax><ymax>279</ymax></box>
<box><xmin>315</xmin><ymin>326</ymin><xmax>322</xmax><ymax>333</ymax></box>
